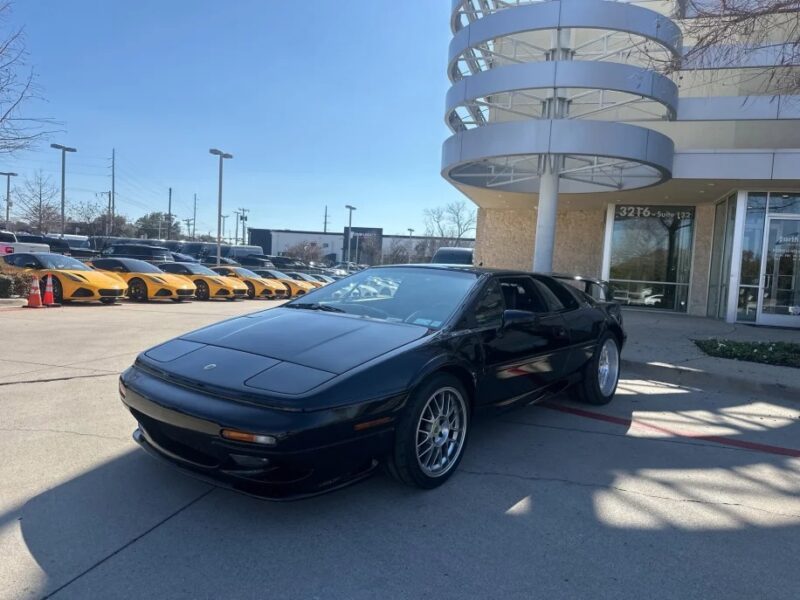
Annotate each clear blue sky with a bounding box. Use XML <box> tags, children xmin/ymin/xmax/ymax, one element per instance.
<box><xmin>8</xmin><ymin>0</ymin><xmax>466</xmax><ymax>237</ymax></box>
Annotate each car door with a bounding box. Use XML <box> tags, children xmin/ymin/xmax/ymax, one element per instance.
<box><xmin>473</xmin><ymin>276</ymin><xmax>571</xmax><ymax>407</ymax></box>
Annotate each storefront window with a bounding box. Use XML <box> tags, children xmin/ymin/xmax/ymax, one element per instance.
<box><xmin>768</xmin><ymin>193</ymin><xmax>800</xmax><ymax>215</ymax></box>
<box><xmin>741</xmin><ymin>194</ymin><xmax>767</xmax><ymax>285</ymax></box>
<box><xmin>609</xmin><ymin>205</ymin><xmax>694</xmax><ymax>312</ymax></box>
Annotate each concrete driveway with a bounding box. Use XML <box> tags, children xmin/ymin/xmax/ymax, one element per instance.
<box><xmin>1</xmin><ymin>301</ymin><xmax>798</xmax><ymax>599</ymax></box>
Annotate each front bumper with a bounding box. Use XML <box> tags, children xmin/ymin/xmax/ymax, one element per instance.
<box><xmin>121</xmin><ymin>368</ymin><xmax>395</xmax><ymax>500</ymax></box>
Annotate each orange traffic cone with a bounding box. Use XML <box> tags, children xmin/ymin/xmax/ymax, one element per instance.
<box><xmin>23</xmin><ymin>278</ymin><xmax>44</xmax><ymax>309</ymax></box>
<box><xmin>42</xmin><ymin>274</ymin><xmax>61</xmax><ymax>308</ymax></box>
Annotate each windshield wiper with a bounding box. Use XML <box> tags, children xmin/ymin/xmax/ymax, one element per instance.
<box><xmin>285</xmin><ymin>302</ymin><xmax>345</xmax><ymax>313</ymax></box>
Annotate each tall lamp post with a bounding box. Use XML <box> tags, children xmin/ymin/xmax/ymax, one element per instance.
<box><xmin>209</xmin><ymin>148</ymin><xmax>233</xmax><ymax>265</ymax></box>
<box><xmin>407</xmin><ymin>228</ymin><xmax>414</xmax><ymax>263</ymax></box>
<box><xmin>51</xmin><ymin>143</ymin><xmax>77</xmax><ymax>236</ymax></box>
<box><xmin>0</xmin><ymin>172</ymin><xmax>17</xmax><ymax>230</ymax></box>
<box><xmin>344</xmin><ymin>204</ymin><xmax>356</xmax><ymax>264</ymax></box>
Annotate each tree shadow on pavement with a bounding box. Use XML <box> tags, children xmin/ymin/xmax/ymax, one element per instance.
<box><xmin>2</xmin><ymin>377</ymin><xmax>799</xmax><ymax>600</ymax></box>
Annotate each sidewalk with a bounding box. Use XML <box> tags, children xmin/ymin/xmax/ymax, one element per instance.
<box><xmin>620</xmin><ymin>309</ymin><xmax>800</xmax><ymax>401</ymax></box>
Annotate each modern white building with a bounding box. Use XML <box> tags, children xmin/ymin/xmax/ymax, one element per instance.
<box><xmin>442</xmin><ymin>0</ymin><xmax>800</xmax><ymax>328</ymax></box>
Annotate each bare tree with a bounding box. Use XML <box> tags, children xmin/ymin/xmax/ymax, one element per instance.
<box><xmin>666</xmin><ymin>1</ymin><xmax>800</xmax><ymax>95</ymax></box>
<box><xmin>69</xmin><ymin>198</ymin><xmax>104</xmax><ymax>231</ymax></box>
<box><xmin>13</xmin><ymin>170</ymin><xmax>58</xmax><ymax>232</ymax></box>
<box><xmin>385</xmin><ymin>238</ymin><xmax>410</xmax><ymax>264</ymax></box>
<box><xmin>0</xmin><ymin>2</ymin><xmax>52</xmax><ymax>154</ymax></box>
<box><xmin>284</xmin><ymin>241</ymin><xmax>324</xmax><ymax>264</ymax></box>
<box><xmin>423</xmin><ymin>200</ymin><xmax>477</xmax><ymax>246</ymax></box>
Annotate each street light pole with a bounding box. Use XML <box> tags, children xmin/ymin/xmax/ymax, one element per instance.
<box><xmin>51</xmin><ymin>143</ymin><xmax>77</xmax><ymax>237</ymax></box>
<box><xmin>0</xmin><ymin>172</ymin><xmax>17</xmax><ymax>230</ymax></box>
<box><xmin>344</xmin><ymin>204</ymin><xmax>356</xmax><ymax>264</ymax></box>
<box><xmin>209</xmin><ymin>148</ymin><xmax>233</xmax><ymax>265</ymax></box>
<box><xmin>407</xmin><ymin>228</ymin><xmax>414</xmax><ymax>263</ymax></box>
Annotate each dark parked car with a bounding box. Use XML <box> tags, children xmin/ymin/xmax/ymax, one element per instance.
<box><xmin>430</xmin><ymin>247</ymin><xmax>473</xmax><ymax>265</ymax></box>
<box><xmin>103</xmin><ymin>244</ymin><xmax>173</xmax><ymax>263</ymax></box>
<box><xmin>120</xmin><ymin>265</ymin><xmax>625</xmax><ymax>499</ymax></box>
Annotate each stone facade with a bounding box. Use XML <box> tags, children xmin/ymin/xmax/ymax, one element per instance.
<box><xmin>474</xmin><ymin>206</ymin><xmax>606</xmax><ymax>277</ymax></box>
<box><xmin>687</xmin><ymin>203</ymin><xmax>714</xmax><ymax>317</ymax></box>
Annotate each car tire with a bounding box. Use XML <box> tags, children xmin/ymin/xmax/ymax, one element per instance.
<box><xmin>194</xmin><ymin>280</ymin><xmax>210</xmax><ymax>301</ymax></box>
<box><xmin>570</xmin><ymin>331</ymin><xmax>620</xmax><ymax>406</ymax></box>
<box><xmin>40</xmin><ymin>276</ymin><xmax>63</xmax><ymax>304</ymax></box>
<box><xmin>245</xmin><ymin>282</ymin><xmax>255</xmax><ymax>299</ymax></box>
<box><xmin>128</xmin><ymin>278</ymin><xmax>148</xmax><ymax>302</ymax></box>
<box><xmin>386</xmin><ymin>373</ymin><xmax>470</xmax><ymax>490</ymax></box>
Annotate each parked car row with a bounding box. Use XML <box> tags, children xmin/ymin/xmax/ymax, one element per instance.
<box><xmin>1</xmin><ymin>252</ymin><xmax>334</xmax><ymax>304</ymax></box>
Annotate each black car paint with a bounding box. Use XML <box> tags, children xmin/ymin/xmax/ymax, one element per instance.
<box><xmin>120</xmin><ymin>266</ymin><xmax>624</xmax><ymax>499</ymax></box>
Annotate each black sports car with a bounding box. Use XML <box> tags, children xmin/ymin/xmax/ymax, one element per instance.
<box><xmin>120</xmin><ymin>265</ymin><xmax>625</xmax><ymax>499</ymax></box>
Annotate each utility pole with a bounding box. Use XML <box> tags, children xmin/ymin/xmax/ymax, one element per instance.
<box><xmin>167</xmin><ymin>187</ymin><xmax>172</xmax><ymax>240</ymax></box>
<box><xmin>192</xmin><ymin>193</ymin><xmax>197</xmax><ymax>240</ymax></box>
<box><xmin>323</xmin><ymin>205</ymin><xmax>329</xmax><ymax>233</ymax></box>
<box><xmin>344</xmin><ymin>204</ymin><xmax>357</xmax><ymax>264</ymax></box>
<box><xmin>50</xmin><ymin>144</ymin><xmax>77</xmax><ymax>236</ymax></box>
<box><xmin>407</xmin><ymin>228</ymin><xmax>414</xmax><ymax>263</ymax></box>
<box><xmin>111</xmin><ymin>148</ymin><xmax>116</xmax><ymax>233</ymax></box>
<box><xmin>221</xmin><ymin>214</ymin><xmax>229</xmax><ymax>244</ymax></box>
<box><xmin>209</xmin><ymin>148</ymin><xmax>233</xmax><ymax>265</ymax></box>
<box><xmin>238</xmin><ymin>208</ymin><xmax>249</xmax><ymax>245</ymax></box>
<box><xmin>233</xmin><ymin>209</ymin><xmax>241</xmax><ymax>246</ymax></box>
<box><xmin>106</xmin><ymin>191</ymin><xmax>113</xmax><ymax>235</ymax></box>
<box><xmin>183</xmin><ymin>217</ymin><xmax>193</xmax><ymax>236</ymax></box>
<box><xmin>0</xmin><ymin>172</ymin><xmax>17</xmax><ymax>230</ymax></box>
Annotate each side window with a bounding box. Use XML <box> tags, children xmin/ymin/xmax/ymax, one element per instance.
<box><xmin>472</xmin><ymin>280</ymin><xmax>505</xmax><ymax>327</ymax></box>
<box><xmin>217</xmin><ymin>268</ymin><xmax>231</xmax><ymax>276</ymax></box>
<box><xmin>498</xmin><ymin>277</ymin><xmax>549</xmax><ymax>313</ymax></box>
<box><xmin>533</xmin><ymin>276</ymin><xmax>579</xmax><ymax>311</ymax></box>
<box><xmin>531</xmin><ymin>279</ymin><xmax>565</xmax><ymax>312</ymax></box>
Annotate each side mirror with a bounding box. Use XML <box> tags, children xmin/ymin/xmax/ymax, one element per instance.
<box><xmin>502</xmin><ymin>309</ymin><xmax>539</xmax><ymax>329</ymax></box>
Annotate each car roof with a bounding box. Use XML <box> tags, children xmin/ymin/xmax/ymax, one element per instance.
<box><xmin>375</xmin><ymin>263</ymin><xmax>534</xmax><ymax>277</ymax></box>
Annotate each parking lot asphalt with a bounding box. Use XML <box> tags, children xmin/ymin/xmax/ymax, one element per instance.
<box><xmin>1</xmin><ymin>301</ymin><xmax>799</xmax><ymax>599</ymax></box>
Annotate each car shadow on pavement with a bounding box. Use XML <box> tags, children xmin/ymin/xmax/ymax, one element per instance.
<box><xmin>2</xmin><ymin>379</ymin><xmax>800</xmax><ymax>599</ymax></box>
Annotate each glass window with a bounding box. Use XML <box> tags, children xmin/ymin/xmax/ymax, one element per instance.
<box><xmin>707</xmin><ymin>199</ymin><xmax>729</xmax><ymax>317</ymax></box>
<box><xmin>737</xmin><ymin>286</ymin><xmax>758</xmax><ymax>322</ymax></box>
<box><xmin>740</xmin><ymin>193</ymin><xmax>767</xmax><ymax>286</ymax></box>
<box><xmin>472</xmin><ymin>280</ymin><xmax>505</xmax><ymax>327</ymax></box>
<box><xmin>768</xmin><ymin>193</ymin><xmax>800</xmax><ymax>215</ymax></box>
<box><xmin>533</xmin><ymin>276</ymin><xmax>579</xmax><ymax>310</ymax></box>
<box><xmin>497</xmin><ymin>278</ymin><xmax>549</xmax><ymax>313</ymax></box>
<box><xmin>531</xmin><ymin>279</ymin><xmax>565</xmax><ymax>312</ymax></box>
<box><xmin>610</xmin><ymin>205</ymin><xmax>694</xmax><ymax>312</ymax></box>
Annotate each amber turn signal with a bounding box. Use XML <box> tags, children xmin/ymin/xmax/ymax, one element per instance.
<box><xmin>220</xmin><ymin>429</ymin><xmax>277</xmax><ymax>446</ymax></box>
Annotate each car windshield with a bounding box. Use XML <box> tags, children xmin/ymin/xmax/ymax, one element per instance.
<box><xmin>285</xmin><ymin>267</ymin><xmax>478</xmax><ymax>329</ymax></box>
<box><xmin>268</xmin><ymin>270</ymin><xmax>291</xmax><ymax>279</ymax></box>
<box><xmin>234</xmin><ymin>267</ymin><xmax>260</xmax><ymax>278</ymax></box>
<box><xmin>38</xmin><ymin>254</ymin><xmax>92</xmax><ymax>271</ymax></box>
<box><xmin>121</xmin><ymin>259</ymin><xmax>163</xmax><ymax>273</ymax></box>
<box><xmin>65</xmin><ymin>239</ymin><xmax>90</xmax><ymax>249</ymax></box>
<box><xmin>185</xmin><ymin>264</ymin><xmax>218</xmax><ymax>276</ymax></box>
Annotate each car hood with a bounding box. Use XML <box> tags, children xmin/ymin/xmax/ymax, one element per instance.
<box><xmin>138</xmin><ymin>308</ymin><xmax>427</xmax><ymax>400</ymax></box>
<box><xmin>217</xmin><ymin>276</ymin><xmax>247</xmax><ymax>289</ymax></box>
<box><xmin>139</xmin><ymin>272</ymin><xmax>193</xmax><ymax>288</ymax></box>
<box><xmin>61</xmin><ymin>269</ymin><xmax>126</xmax><ymax>288</ymax></box>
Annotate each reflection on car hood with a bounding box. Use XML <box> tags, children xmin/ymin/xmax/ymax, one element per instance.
<box><xmin>180</xmin><ymin>307</ymin><xmax>425</xmax><ymax>375</ymax></box>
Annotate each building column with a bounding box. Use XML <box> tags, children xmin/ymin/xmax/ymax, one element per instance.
<box><xmin>533</xmin><ymin>160</ymin><xmax>559</xmax><ymax>272</ymax></box>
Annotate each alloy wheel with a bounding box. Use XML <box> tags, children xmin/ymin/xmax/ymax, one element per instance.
<box><xmin>597</xmin><ymin>338</ymin><xmax>619</xmax><ymax>397</ymax></box>
<box><xmin>415</xmin><ymin>386</ymin><xmax>468</xmax><ymax>478</ymax></box>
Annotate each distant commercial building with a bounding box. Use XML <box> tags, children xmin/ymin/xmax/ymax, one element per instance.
<box><xmin>247</xmin><ymin>227</ymin><xmax>474</xmax><ymax>265</ymax></box>
<box><xmin>443</xmin><ymin>0</ymin><xmax>800</xmax><ymax>328</ymax></box>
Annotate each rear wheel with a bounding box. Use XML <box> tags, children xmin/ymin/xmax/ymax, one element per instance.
<box><xmin>128</xmin><ymin>278</ymin><xmax>148</xmax><ymax>302</ymax></box>
<box><xmin>386</xmin><ymin>373</ymin><xmax>469</xmax><ymax>489</ymax></box>
<box><xmin>245</xmin><ymin>281</ymin><xmax>255</xmax><ymax>299</ymax></box>
<box><xmin>194</xmin><ymin>280</ymin><xmax>210</xmax><ymax>301</ymax></box>
<box><xmin>570</xmin><ymin>332</ymin><xmax>620</xmax><ymax>406</ymax></box>
<box><xmin>40</xmin><ymin>276</ymin><xmax>63</xmax><ymax>304</ymax></box>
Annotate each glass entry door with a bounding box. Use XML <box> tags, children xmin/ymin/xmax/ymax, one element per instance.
<box><xmin>758</xmin><ymin>216</ymin><xmax>800</xmax><ymax>326</ymax></box>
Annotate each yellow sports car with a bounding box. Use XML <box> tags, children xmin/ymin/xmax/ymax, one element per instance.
<box><xmin>285</xmin><ymin>271</ymin><xmax>324</xmax><ymax>289</ymax></box>
<box><xmin>253</xmin><ymin>268</ymin><xmax>316</xmax><ymax>298</ymax></box>
<box><xmin>210</xmin><ymin>266</ymin><xmax>288</xmax><ymax>300</ymax></box>
<box><xmin>158</xmin><ymin>262</ymin><xmax>248</xmax><ymax>301</ymax></box>
<box><xmin>87</xmin><ymin>258</ymin><xmax>196</xmax><ymax>302</ymax></box>
<box><xmin>2</xmin><ymin>252</ymin><xmax>126</xmax><ymax>304</ymax></box>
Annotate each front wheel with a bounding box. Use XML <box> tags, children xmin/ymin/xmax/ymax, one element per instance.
<box><xmin>128</xmin><ymin>278</ymin><xmax>148</xmax><ymax>302</ymax></box>
<box><xmin>245</xmin><ymin>281</ymin><xmax>255</xmax><ymax>299</ymax></box>
<box><xmin>194</xmin><ymin>280</ymin><xmax>210</xmax><ymax>301</ymax></box>
<box><xmin>386</xmin><ymin>373</ymin><xmax>470</xmax><ymax>489</ymax></box>
<box><xmin>570</xmin><ymin>332</ymin><xmax>620</xmax><ymax>406</ymax></box>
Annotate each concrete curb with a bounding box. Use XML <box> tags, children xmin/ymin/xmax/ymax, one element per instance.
<box><xmin>0</xmin><ymin>298</ymin><xmax>26</xmax><ymax>308</ymax></box>
<box><xmin>622</xmin><ymin>358</ymin><xmax>800</xmax><ymax>403</ymax></box>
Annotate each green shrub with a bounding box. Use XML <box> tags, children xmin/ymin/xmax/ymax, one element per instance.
<box><xmin>0</xmin><ymin>274</ymin><xmax>11</xmax><ymax>298</ymax></box>
<box><xmin>0</xmin><ymin>269</ymin><xmax>36</xmax><ymax>298</ymax></box>
<box><xmin>694</xmin><ymin>339</ymin><xmax>800</xmax><ymax>369</ymax></box>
